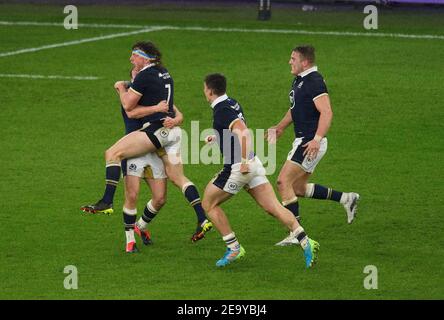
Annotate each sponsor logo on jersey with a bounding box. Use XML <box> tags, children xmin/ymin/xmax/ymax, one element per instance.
<box><xmin>231</xmin><ymin>103</ymin><xmax>241</xmax><ymax>111</ymax></box>
<box><xmin>158</xmin><ymin>72</ymin><xmax>171</xmax><ymax>80</ymax></box>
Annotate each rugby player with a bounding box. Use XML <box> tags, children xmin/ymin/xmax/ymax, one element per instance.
<box><xmin>267</xmin><ymin>45</ymin><xmax>360</xmax><ymax>246</ymax></box>
<box><xmin>81</xmin><ymin>41</ymin><xmax>212</xmax><ymax>246</ymax></box>
<box><xmin>201</xmin><ymin>73</ymin><xmax>319</xmax><ymax>268</ymax></box>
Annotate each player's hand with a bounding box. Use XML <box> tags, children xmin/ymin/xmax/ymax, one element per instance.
<box><xmin>240</xmin><ymin>163</ymin><xmax>250</xmax><ymax>174</ymax></box>
<box><xmin>265</xmin><ymin>126</ymin><xmax>284</xmax><ymax>144</ymax></box>
<box><xmin>302</xmin><ymin>139</ymin><xmax>320</xmax><ymax>160</ymax></box>
<box><xmin>156</xmin><ymin>100</ymin><xmax>169</xmax><ymax>113</ymax></box>
<box><xmin>131</xmin><ymin>68</ymin><xmax>140</xmax><ymax>81</ymax></box>
<box><xmin>205</xmin><ymin>135</ymin><xmax>216</xmax><ymax>145</ymax></box>
<box><xmin>163</xmin><ymin>116</ymin><xmax>176</xmax><ymax>129</ymax></box>
<box><xmin>114</xmin><ymin>81</ymin><xmax>127</xmax><ymax>93</ymax></box>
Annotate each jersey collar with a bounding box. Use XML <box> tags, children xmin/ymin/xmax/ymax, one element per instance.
<box><xmin>298</xmin><ymin>66</ymin><xmax>318</xmax><ymax>78</ymax></box>
<box><xmin>139</xmin><ymin>63</ymin><xmax>157</xmax><ymax>72</ymax></box>
<box><xmin>211</xmin><ymin>94</ymin><xmax>228</xmax><ymax>109</ymax></box>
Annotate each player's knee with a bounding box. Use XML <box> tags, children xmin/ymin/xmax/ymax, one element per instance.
<box><xmin>105</xmin><ymin>148</ymin><xmax>121</xmax><ymax>162</ymax></box>
<box><xmin>276</xmin><ymin>177</ymin><xmax>289</xmax><ymax>192</ymax></box>
<box><xmin>152</xmin><ymin>194</ymin><xmax>166</xmax><ymax>209</ymax></box>
<box><xmin>202</xmin><ymin>198</ymin><xmax>213</xmax><ymax>213</ymax></box>
<box><xmin>293</xmin><ymin>184</ymin><xmax>306</xmax><ymax>197</ymax></box>
<box><xmin>125</xmin><ymin>189</ymin><xmax>138</xmax><ymax>207</ymax></box>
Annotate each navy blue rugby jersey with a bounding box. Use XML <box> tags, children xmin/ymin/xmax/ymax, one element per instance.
<box><xmin>289</xmin><ymin>67</ymin><xmax>328</xmax><ymax>139</ymax></box>
<box><xmin>129</xmin><ymin>64</ymin><xmax>175</xmax><ymax>124</ymax></box>
<box><xmin>212</xmin><ymin>95</ymin><xmax>248</xmax><ymax>167</ymax></box>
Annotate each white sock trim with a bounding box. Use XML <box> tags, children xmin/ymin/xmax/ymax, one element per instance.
<box><xmin>222</xmin><ymin>232</ymin><xmax>236</xmax><ymax>241</ymax></box>
<box><xmin>147</xmin><ymin>200</ymin><xmax>158</xmax><ymax>214</ymax></box>
<box><xmin>136</xmin><ymin>219</ymin><xmax>147</xmax><ymax>230</ymax></box>
<box><xmin>305</xmin><ymin>183</ymin><xmax>315</xmax><ymax>198</ymax></box>
<box><xmin>181</xmin><ymin>182</ymin><xmax>195</xmax><ymax>194</ymax></box>
<box><xmin>123</xmin><ymin>207</ymin><xmax>137</xmax><ymax>215</ymax></box>
<box><xmin>106</xmin><ymin>162</ymin><xmax>121</xmax><ymax>167</ymax></box>
<box><xmin>340</xmin><ymin>193</ymin><xmax>349</xmax><ymax>204</ymax></box>
<box><xmin>292</xmin><ymin>226</ymin><xmax>304</xmax><ymax>236</ymax></box>
<box><xmin>125</xmin><ymin>230</ymin><xmax>135</xmax><ymax>243</ymax></box>
<box><xmin>282</xmin><ymin>196</ymin><xmax>298</xmax><ymax>206</ymax></box>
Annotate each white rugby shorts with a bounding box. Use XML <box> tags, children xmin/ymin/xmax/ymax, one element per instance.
<box><xmin>212</xmin><ymin>157</ymin><xmax>269</xmax><ymax>195</ymax></box>
<box><xmin>126</xmin><ymin>152</ymin><xmax>166</xmax><ymax>179</ymax></box>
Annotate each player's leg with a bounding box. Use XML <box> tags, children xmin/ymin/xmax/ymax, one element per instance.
<box><xmin>247</xmin><ymin>182</ymin><xmax>319</xmax><ymax>268</ymax></box>
<box><xmin>135</xmin><ymin>176</ymin><xmax>167</xmax><ymax>245</ymax></box>
<box><xmin>81</xmin><ymin>130</ymin><xmax>158</xmax><ymax>214</ymax></box>
<box><xmin>289</xmin><ymin>137</ymin><xmax>360</xmax><ymax>224</ymax></box>
<box><xmin>295</xmin><ymin>180</ymin><xmax>360</xmax><ymax>224</ymax></box>
<box><xmin>122</xmin><ymin>155</ymin><xmax>159</xmax><ymax>252</ymax></box>
<box><xmin>201</xmin><ymin>181</ymin><xmax>245</xmax><ymax>267</ymax></box>
<box><xmin>133</xmin><ymin>154</ymin><xmax>167</xmax><ymax>245</ymax></box>
<box><xmin>276</xmin><ymin>160</ymin><xmax>307</xmax><ymax>221</ymax></box>
<box><xmin>202</xmin><ymin>183</ymin><xmax>233</xmax><ymax>236</ymax></box>
<box><xmin>160</xmin><ymin>134</ymin><xmax>212</xmax><ymax>241</ymax></box>
<box><xmin>122</xmin><ymin>174</ymin><xmax>141</xmax><ymax>253</ymax></box>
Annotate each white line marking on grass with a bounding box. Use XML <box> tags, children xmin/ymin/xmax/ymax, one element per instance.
<box><xmin>0</xmin><ymin>26</ymin><xmax>167</xmax><ymax>58</ymax></box>
<box><xmin>0</xmin><ymin>74</ymin><xmax>100</xmax><ymax>80</ymax></box>
<box><xmin>1</xmin><ymin>20</ymin><xmax>443</xmax><ymax>40</ymax></box>
<box><xmin>166</xmin><ymin>26</ymin><xmax>444</xmax><ymax>40</ymax></box>
<box><xmin>0</xmin><ymin>21</ymin><xmax>143</xmax><ymax>29</ymax></box>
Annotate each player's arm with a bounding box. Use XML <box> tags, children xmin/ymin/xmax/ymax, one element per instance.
<box><xmin>173</xmin><ymin>105</ymin><xmax>184</xmax><ymax>126</ymax></box>
<box><xmin>114</xmin><ymin>81</ymin><xmax>141</xmax><ymax>112</ymax></box>
<box><xmin>266</xmin><ymin>110</ymin><xmax>292</xmax><ymax>143</ymax></box>
<box><xmin>125</xmin><ymin>100</ymin><xmax>169</xmax><ymax>119</ymax></box>
<box><xmin>231</xmin><ymin>118</ymin><xmax>253</xmax><ymax>174</ymax></box>
<box><xmin>313</xmin><ymin>94</ymin><xmax>333</xmax><ymax>139</ymax></box>
<box><xmin>302</xmin><ymin>94</ymin><xmax>333</xmax><ymax>158</ymax></box>
<box><xmin>163</xmin><ymin>105</ymin><xmax>183</xmax><ymax>129</ymax></box>
<box><xmin>276</xmin><ymin>110</ymin><xmax>293</xmax><ymax>131</ymax></box>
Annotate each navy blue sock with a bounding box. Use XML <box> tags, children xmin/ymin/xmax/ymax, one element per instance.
<box><xmin>101</xmin><ymin>163</ymin><xmax>121</xmax><ymax>205</ymax></box>
<box><xmin>330</xmin><ymin>190</ymin><xmax>343</xmax><ymax>202</ymax></box>
<box><xmin>123</xmin><ymin>211</ymin><xmax>137</xmax><ymax>231</ymax></box>
<box><xmin>312</xmin><ymin>184</ymin><xmax>343</xmax><ymax>203</ymax></box>
<box><xmin>284</xmin><ymin>201</ymin><xmax>300</xmax><ymax>220</ymax></box>
<box><xmin>296</xmin><ymin>230</ymin><xmax>307</xmax><ymax>243</ymax></box>
<box><xmin>142</xmin><ymin>204</ymin><xmax>157</xmax><ymax>224</ymax></box>
<box><xmin>183</xmin><ymin>184</ymin><xmax>207</xmax><ymax>223</ymax></box>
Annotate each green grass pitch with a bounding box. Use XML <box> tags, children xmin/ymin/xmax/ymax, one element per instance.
<box><xmin>0</xmin><ymin>3</ymin><xmax>443</xmax><ymax>299</ymax></box>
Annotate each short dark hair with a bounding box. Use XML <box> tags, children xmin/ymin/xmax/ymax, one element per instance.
<box><xmin>204</xmin><ymin>73</ymin><xmax>226</xmax><ymax>96</ymax></box>
<box><xmin>293</xmin><ymin>45</ymin><xmax>315</xmax><ymax>64</ymax></box>
<box><xmin>132</xmin><ymin>41</ymin><xmax>163</xmax><ymax>67</ymax></box>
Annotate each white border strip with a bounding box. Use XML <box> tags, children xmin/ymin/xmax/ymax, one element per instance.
<box><xmin>0</xmin><ymin>73</ymin><xmax>100</xmax><ymax>80</ymax></box>
<box><xmin>170</xmin><ymin>26</ymin><xmax>444</xmax><ymax>40</ymax></box>
<box><xmin>0</xmin><ymin>26</ymin><xmax>167</xmax><ymax>58</ymax></box>
<box><xmin>0</xmin><ymin>21</ymin><xmax>143</xmax><ymax>29</ymax></box>
<box><xmin>1</xmin><ymin>20</ymin><xmax>443</xmax><ymax>40</ymax></box>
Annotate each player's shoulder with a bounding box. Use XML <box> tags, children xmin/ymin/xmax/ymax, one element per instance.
<box><xmin>153</xmin><ymin>65</ymin><xmax>172</xmax><ymax>80</ymax></box>
<box><xmin>307</xmin><ymin>70</ymin><xmax>325</xmax><ymax>82</ymax></box>
<box><xmin>217</xmin><ymin>97</ymin><xmax>241</xmax><ymax>113</ymax></box>
<box><xmin>306</xmin><ymin>71</ymin><xmax>327</xmax><ymax>89</ymax></box>
<box><xmin>227</xmin><ymin>97</ymin><xmax>241</xmax><ymax>108</ymax></box>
